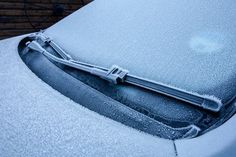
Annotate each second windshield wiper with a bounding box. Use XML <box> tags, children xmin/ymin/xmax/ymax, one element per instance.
<box><xmin>26</xmin><ymin>32</ymin><xmax>223</xmax><ymax>112</ymax></box>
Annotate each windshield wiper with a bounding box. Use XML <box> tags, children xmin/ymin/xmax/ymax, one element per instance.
<box><xmin>26</xmin><ymin>32</ymin><xmax>223</xmax><ymax>112</ymax></box>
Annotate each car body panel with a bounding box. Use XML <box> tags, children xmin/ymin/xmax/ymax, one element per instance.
<box><xmin>176</xmin><ymin>110</ymin><xmax>236</xmax><ymax>157</ymax></box>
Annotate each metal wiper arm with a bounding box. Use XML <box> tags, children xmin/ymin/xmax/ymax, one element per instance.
<box><xmin>32</xmin><ymin>32</ymin><xmax>72</xmax><ymax>60</ymax></box>
<box><xmin>26</xmin><ymin>33</ymin><xmax>223</xmax><ymax>112</ymax></box>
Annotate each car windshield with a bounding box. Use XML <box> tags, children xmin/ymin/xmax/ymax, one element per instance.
<box><xmin>18</xmin><ymin>0</ymin><xmax>236</xmax><ymax>139</ymax></box>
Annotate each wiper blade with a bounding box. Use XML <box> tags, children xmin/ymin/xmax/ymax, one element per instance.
<box><xmin>26</xmin><ymin>33</ymin><xmax>223</xmax><ymax>112</ymax></box>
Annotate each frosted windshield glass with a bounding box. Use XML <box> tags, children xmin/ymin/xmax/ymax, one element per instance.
<box><xmin>45</xmin><ymin>0</ymin><xmax>236</xmax><ymax>104</ymax></box>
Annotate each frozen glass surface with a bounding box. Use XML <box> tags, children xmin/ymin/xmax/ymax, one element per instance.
<box><xmin>45</xmin><ymin>0</ymin><xmax>236</xmax><ymax>103</ymax></box>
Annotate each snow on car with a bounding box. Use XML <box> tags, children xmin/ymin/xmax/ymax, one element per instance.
<box><xmin>1</xmin><ymin>0</ymin><xmax>236</xmax><ymax>157</ymax></box>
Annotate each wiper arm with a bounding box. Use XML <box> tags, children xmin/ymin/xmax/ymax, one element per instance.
<box><xmin>26</xmin><ymin>33</ymin><xmax>223</xmax><ymax>112</ymax></box>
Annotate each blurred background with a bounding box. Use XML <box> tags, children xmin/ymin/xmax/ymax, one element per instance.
<box><xmin>0</xmin><ymin>0</ymin><xmax>91</xmax><ymax>40</ymax></box>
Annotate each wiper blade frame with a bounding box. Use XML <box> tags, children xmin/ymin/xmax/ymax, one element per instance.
<box><xmin>26</xmin><ymin>32</ymin><xmax>223</xmax><ymax>112</ymax></box>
